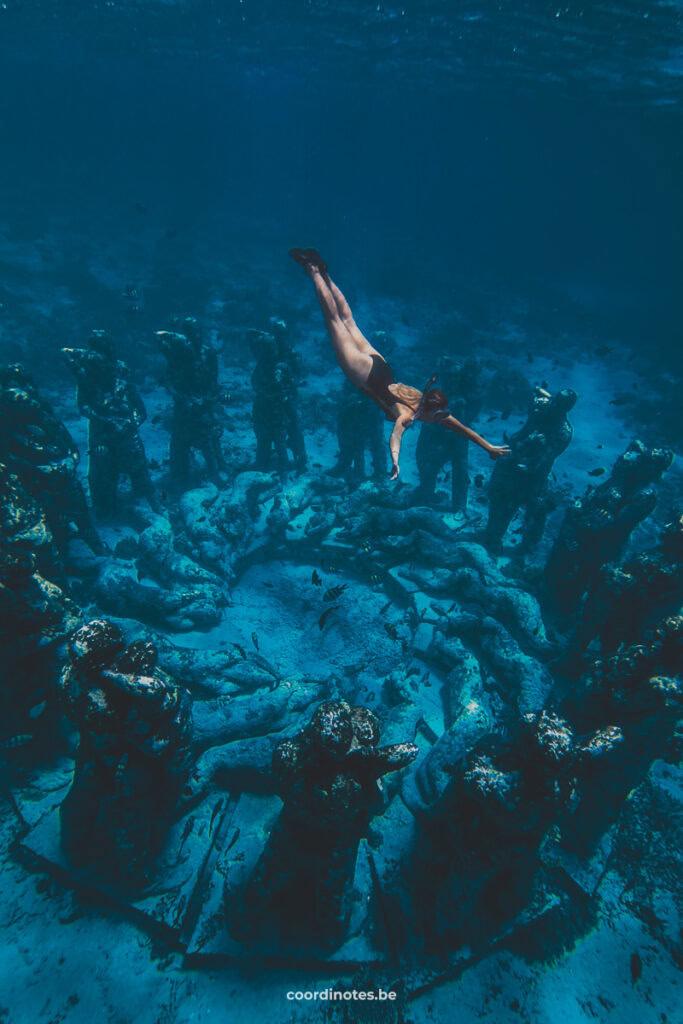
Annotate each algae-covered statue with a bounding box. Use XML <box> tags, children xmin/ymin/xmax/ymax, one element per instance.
<box><xmin>58</xmin><ymin>619</ymin><xmax>193</xmax><ymax>889</ymax></box>
<box><xmin>249</xmin><ymin>328</ymin><xmax>306</xmax><ymax>475</ymax></box>
<box><xmin>230</xmin><ymin>699</ymin><xmax>418</xmax><ymax>951</ymax></box>
<box><xmin>0</xmin><ymin>364</ymin><xmax>103</xmax><ymax>555</ymax></box>
<box><xmin>544</xmin><ymin>439</ymin><xmax>674</xmax><ymax>618</ymax></box>
<box><xmin>413</xmin><ymin>710</ymin><xmax>622</xmax><ymax>948</ymax></box>
<box><xmin>416</xmin><ymin>355</ymin><xmax>485</xmax><ymax>511</ymax></box>
<box><xmin>485</xmin><ymin>385</ymin><xmax>576</xmax><ymax>552</ymax></box>
<box><xmin>155</xmin><ymin>317</ymin><xmax>228</xmax><ymax>487</ymax></box>
<box><xmin>333</xmin><ymin>377</ymin><xmax>386</xmax><ymax>480</ymax></box>
<box><xmin>62</xmin><ymin>331</ymin><xmax>159</xmax><ymax>515</ymax></box>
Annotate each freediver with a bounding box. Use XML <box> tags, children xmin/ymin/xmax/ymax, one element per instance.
<box><xmin>289</xmin><ymin>249</ymin><xmax>510</xmax><ymax>479</ymax></box>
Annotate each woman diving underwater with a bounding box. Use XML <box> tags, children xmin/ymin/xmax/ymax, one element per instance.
<box><xmin>289</xmin><ymin>248</ymin><xmax>511</xmax><ymax>479</ymax></box>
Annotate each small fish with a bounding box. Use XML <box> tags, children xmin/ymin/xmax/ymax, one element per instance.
<box><xmin>609</xmin><ymin>396</ymin><xmax>629</xmax><ymax>406</ymax></box>
<box><xmin>588</xmin><ymin>467</ymin><xmax>606</xmax><ymax>477</ymax></box>
<box><xmin>233</xmin><ymin>643</ymin><xmax>246</xmax><ymax>659</ymax></box>
<box><xmin>28</xmin><ymin>701</ymin><xmax>46</xmax><ymax>719</ymax></box>
<box><xmin>596</xmin><ymin>444</ymin><xmax>603</xmax><ymax>449</ymax></box>
<box><xmin>380</xmin><ymin>600</ymin><xmax>392</xmax><ymax>615</ymax></box>
<box><xmin>251</xmin><ymin>632</ymin><xmax>259</xmax><ymax>651</ymax></box>
<box><xmin>311</xmin><ymin>570</ymin><xmax>322</xmax><ymax>586</ymax></box>
<box><xmin>178</xmin><ymin>815</ymin><xmax>196</xmax><ymax>855</ymax></box>
<box><xmin>474</xmin><ymin>474</ymin><xmax>484</xmax><ymax>488</ymax></box>
<box><xmin>318</xmin><ymin>606</ymin><xmax>339</xmax><ymax>631</ymax></box>
<box><xmin>501</xmin><ymin>408</ymin><xmax>512</xmax><ymax>420</ymax></box>
<box><xmin>486</xmin><ymin>415</ymin><xmax>496</xmax><ymax>423</ymax></box>
<box><xmin>209</xmin><ymin>798</ymin><xmax>224</xmax><ymax>837</ymax></box>
<box><xmin>447</xmin><ymin>601</ymin><xmax>457</xmax><ymax>614</ymax></box>
<box><xmin>595</xmin><ymin>345</ymin><xmax>612</xmax><ymax>357</ymax></box>
<box><xmin>630</xmin><ymin>951</ymin><xmax>642</xmax><ymax>985</ymax></box>
<box><xmin>262</xmin><ymin>581</ymin><xmax>274</xmax><ymax>588</ymax></box>
<box><xmin>323</xmin><ymin>584</ymin><xmax>347</xmax><ymax>602</ymax></box>
<box><xmin>383</xmin><ymin>622</ymin><xmax>399</xmax><ymax>641</ymax></box>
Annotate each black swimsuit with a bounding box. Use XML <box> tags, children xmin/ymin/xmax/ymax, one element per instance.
<box><xmin>363</xmin><ymin>355</ymin><xmax>398</xmax><ymax>419</ymax></box>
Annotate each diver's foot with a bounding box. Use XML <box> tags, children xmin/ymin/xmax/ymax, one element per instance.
<box><xmin>289</xmin><ymin>248</ymin><xmax>327</xmax><ymax>276</ymax></box>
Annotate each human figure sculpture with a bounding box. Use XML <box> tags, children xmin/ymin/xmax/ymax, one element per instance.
<box><xmin>414</xmin><ymin>710</ymin><xmax>622</xmax><ymax>947</ymax></box>
<box><xmin>62</xmin><ymin>331</ymin><xmax>159</xmax><ymax>514</ymax></box>
<box><xmin>58</xmin><ymin>620</ymin><xmax>193</xmax><ymax>889</ymax></box>
<box><xmin>0</xmin><ymin>364</ymin><xmax>102</xmax><ymax>554</ymax></box>
<box><xmin>416</xmin><ymin>356</ymin><xmax>485</xmax><ymax>510</ymax></box>
<box><xmin>544</xmin><ymin>440</ymin><xmax>674</xmax><ymax>618</ymax></box>
<box><xmin>155</xmin><ymin>317</ymin><xmax>227</xmax><ymax>486</ymax></box>
<box><xmin>485</xmin><ymin>385</ymin><xmax>576</xmax><ymax>552</ymax></box>
<box><xmin>230</xmin><ymin>699</ymin><xmax>418</xmax><ymax>951</ymax></box>
<box><xmin>249</xmin><ymin>329</ymin><xmax>306</xmax><ymax>475</ymax></box>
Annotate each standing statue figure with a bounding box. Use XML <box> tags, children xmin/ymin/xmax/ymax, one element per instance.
<box><xmin>485</xmin><ymin>385</ymin><xmax>577</xmax><ymax>553</ymax></box>
<box><xmin>58</xmin><ymin>619</ymin><xmax>193</xmax><ymax>890</ymax></box>
<box><xmin>230</xmin><ymin>699</ymin><xmax>417</xmax><ymax>951</ymax></box>
<box><xmin>0</xmin><ymin>364</ymin><xmax>102</xmax><ymax>555</ymax></box>
<box><xmin>155</xmin><ymin>317</ymin><xmax>227</xmax><ymax>487</ymax></box>
<box><xmin>416</xmin><ymin>356</ymin><xmax>485</xmax><ymax>510</ymax></box>
<box><xmin>62</xmin><ymin>331</ymin><xmax>159</xmax><ymax>515</ymax></box>
<box><xmin>333</xmin><ymin>378</ymin><xmax>386</xmax><ymax>481</ymax></box>
<box><xmin>544</xmin><ymin>439</ymin><xmax>675</xmax><ymax>619</ymax></box>
<box><xmin>249</xmin><ymin>329</ymin><xmax>307</xmax><ymax>476</ymax></box>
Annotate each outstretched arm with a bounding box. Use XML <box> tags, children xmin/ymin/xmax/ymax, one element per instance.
<box><xmin>388</xmin><ymin>416</ymin><xmax>411</xmax><ymax>480</ymax></box>
<box><xmin>441</xmin><ymin>414</ymin><xmax>511</xmax><ymax>460</ymax></box>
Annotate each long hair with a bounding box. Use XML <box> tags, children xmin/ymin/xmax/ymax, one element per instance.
<box><xmin>387</xmin><ymin>382</ymin><xmax>423</xmax><ymax>409</ymax></box>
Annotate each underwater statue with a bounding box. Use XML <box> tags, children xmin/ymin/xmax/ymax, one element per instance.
<box><xmin>572</xmin><ymin>513</ymin><xmax>683</xmax><ymax>656</ymax></box>
<box><xmin>558</xmin><ymin>614</ymin><xmax>681</xmax><ymax>854</ymax></box>
<box><xmin>0</xmin><ymin>461</ymin><xmax>61</xmax><ymax>578</ymax></box>
<box><xmin>155</xmin><ymin>316</ymin><xmax>228</xmax><ymax>487</ymax></box>
<box><xmin>333</xmin><ymin>377</ymin><xmax>386</xmax><ymax>480</ymax></box>
<box><xmin>413</xmin><ymin>709</ymin><xmax>622</xmax><ymax>948</ymax></box>
<box><xmin>267</xmin><ymin>315</ymin><xmax>304</xmax><ymax>384</ymax></box>
<box><xmin>484</xmin><ymin>384</ymin><xmax>576</xmax><ymax>552</ymax></box>
<box><xmin>543</xmin><ymin>439</ymin><xmax>675</xmax><ymax>619</ymax></box>
<box><xmin>58</xmin><ymin>619</ymin><xmax>193</xmax><ymax>889</ymax></box>
<box><xmin>0</xmin><ymin>545</ymin><xmax>80</xmax><ymax>744</ymax></box>
<box><xmin>415</xmin><ymin>355</ymin><xmax>484</xmax><ymax>511</ymax></box>
<box><xmin>0</xmin><ymin>364</ymin><xmax>103</xmax><ymax>555</ymax></box>
<box><xmin>289</xmin><ymin>248</ymin><xmax>510</xmax><ymax>478</ymax></box>
<box><xmin>249</xmin><ymin>328</ymin><xmax>306</xmax><ymax>475</ymax></box>
<box><xmin>230</xmin><ymin>699</ymin><xmax>418</xmax><ymax>952</ymax></box>
<box><xmin>62</xmin><ymin>330</ymin><xmax>159</xmax><ymax>515</ymax></box>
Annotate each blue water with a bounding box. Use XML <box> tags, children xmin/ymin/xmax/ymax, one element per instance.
<box><xmin>0</xmin><ymin>3</ymin><xmax>681</xmax><ymax>1023</ymax></box>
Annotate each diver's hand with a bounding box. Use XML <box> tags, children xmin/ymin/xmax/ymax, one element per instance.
<box><xmin>488</xmin><ymin>444</ymin><xmax>511</xmax><ymax>460</ymax></box>
<box><xmin>390</xmin><ymin>462</ymin><xmax>400</xmax><ymax>481</ymax></box>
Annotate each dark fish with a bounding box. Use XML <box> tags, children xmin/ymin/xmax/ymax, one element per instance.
<box><xmin>501</xmin><ymin>408</ymin><xmax>512</xmax><ymax>420</ymax></box>
<box><xmin>323</xmin><ymin>584</ymin><xmax>347</xmax><ymax>602</ymax></box>
<box><xmin>383</xmin><ymin>622</ymin><xmax>399</xmax><ymax>641</ymax></box>
<box><xmin>596</xmin><ymin>444</ymin><xmax>603</xmax><ymax>449</ymax></box>
<box><xmin>486</xmin><ymin>415</ymin><xmax>496</xmax><ymax>423</ymax></box>
<box><xmin>318</xmin><ymin>606</ymin><xmax>339</xmax><ymax>630</ymax></box>
<box><xmin>233</xmin><ymin>643</ymin><xmax>246</xmax><ymax>659</ymax></box>
<box><xmin>262</xmin><ymin>581</ymin><xmax>274</xmax><ymax>588</ymax></box>
<box><xmin>609</xmin><ymin>396</ymin><xmax>630</xmax><ymax>406</ymax></box>
<box><xmin>474</xmin><ymin>474</ymin><xmax>484</xmax><ymax>488</ymax></box>
<box><xmin>209</xmin><ymin>798</ymin><xmax>224</xmax><ymax>837</ymax></box>
<box><xmin>447</xmin><ymin>601</ymin><xmax>457</xmax><ymax>614</ymax></box>
<box><xmin>588</xmin><ymin>467</ymin><xmax>606</xmax><ymax>477</ymax></box>
<box><xmin>630</xmin><ymin>951</ymin><xmax>642</xmax><ymax>985</ymax></box>
<box><xmin>380</xmin><ymin>600</ymin><xmax>392</xmax><ymax>615</ymax></box>
<box><xmin>178</xmin><ymin>815</ymin><xmax>196</xmax><ymax>855</ymax></box>
<box><xmin>595</xmin><ymin>345</ymin><xmax>612</xmax><ymax>357</ymax></box>
<box><xmin>251</xmin><ymin>632</ymin><xmax>259</xmax><ymax>651</ymax></box>
<box><xmin>312</xmin><ymin>570</ymin><xmax>322</xmax><ymax>586</ymax></box>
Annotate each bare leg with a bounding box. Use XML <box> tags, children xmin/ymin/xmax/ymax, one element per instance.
<box><xmin>324</xmin><ymin>275</ymin><xmax>380</xmax><ymax>357</ymax></box>
<box><xmin>309</xmin><ymin>270</ymin><xmax>373</xmax><ymax>389</ymax></box>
